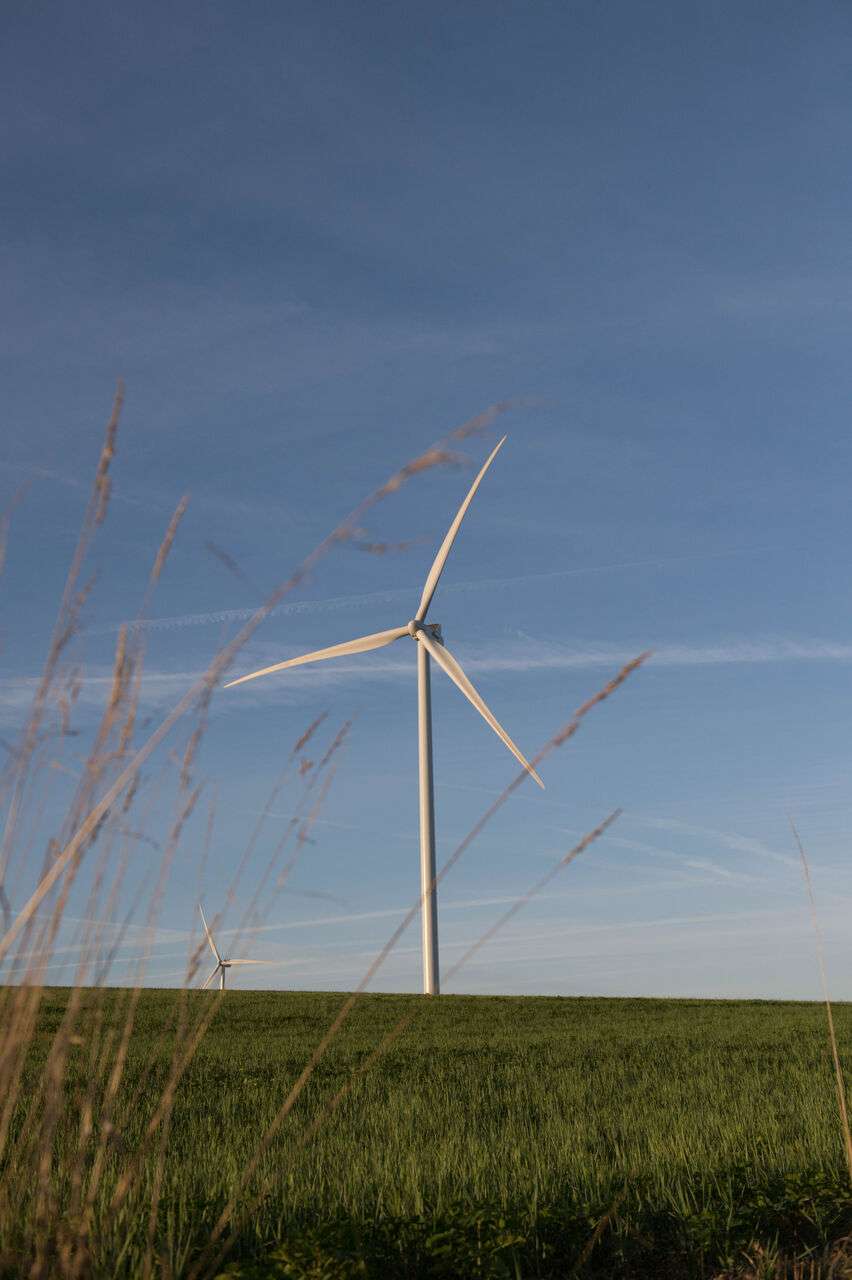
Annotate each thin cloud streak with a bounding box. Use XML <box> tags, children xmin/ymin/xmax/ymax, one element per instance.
<box><xmin>84</xmin><ymin>544</ymin><xmax>778</xmax><ymax>636</ymax></box>
<box><xmin>23</xmin><ymin>877</ymin><xmax>847</xmax><ymax>993</ymax></box>
<box><xmin>222</xmin><ymin>637</ymin><xmax>852</xmax><ymax>692</ymax></box>
<box><xmin>636</xmin><ymin>816</ymin><xmax>799</xmax><ymax>869</ymax></box>
<box><xmin>600</xmin><ymin>832</ymin><xmax>762</xmax><ymax>885</ymax></box>
<box><xmin>5</xmin><ymin>636</ymin><xmax>852</xmax><ymax>725</ymax></box>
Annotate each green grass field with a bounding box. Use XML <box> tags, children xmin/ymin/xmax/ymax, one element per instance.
<box><xmin>4</xmin><ymin>988</ymin><xmax>852</xmax><ymax>1277</ymax></box>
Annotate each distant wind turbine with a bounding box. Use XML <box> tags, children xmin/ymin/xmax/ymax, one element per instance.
<box><xmin>198</xmin><ymin>903</ymin><xmax>265</xmax><ymax>991</ymax></box>
<box><xmin>225</xmin><ymin>437</ymin><xmax>543</xmax><ymax>995</ymax></box>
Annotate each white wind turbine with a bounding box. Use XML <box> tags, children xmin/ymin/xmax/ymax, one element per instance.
<box><xmin>198</xmin><ymin>903</ymin><xmax>266</xmax><ymax>991</ymax></box>
<box><xmin>225</xmin><ymin>436</ymin><xmax>543</xmax><ymax>995</ymax></box>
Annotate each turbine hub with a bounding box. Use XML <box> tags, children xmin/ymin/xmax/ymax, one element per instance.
<box><xmin>407</xmin><ymin>620</ymin><xmax>442</xmax><ymax>641</ymax></box>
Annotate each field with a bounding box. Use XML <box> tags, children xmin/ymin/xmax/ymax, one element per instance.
<box><xmin>3</xmin><ymin>988</ymin><xmax>852</xmax><ymax>1278</ymax></box>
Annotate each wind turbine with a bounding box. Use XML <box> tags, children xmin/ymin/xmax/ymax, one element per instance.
<box><xmin>224</xmin><ymin>436</ymin><xmax>543</xmax><ymax>995</ymax></box>
<box><xmin>198</xmin><ymin>903</ymin><xmax>265</xmax><ymax>991</ymax></box>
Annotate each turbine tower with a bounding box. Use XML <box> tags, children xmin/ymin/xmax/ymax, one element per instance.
<box><xmin>198</xmin><ymin>903</ymin><xmax>265</xmax><ymax>990</ymax></box>
<box><xmin>225</xmin><ymin>437</ymin><xmax>543</xmax><ymax>995</ymax></box>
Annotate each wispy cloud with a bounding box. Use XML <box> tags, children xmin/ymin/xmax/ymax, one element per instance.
<box><xmin>146</xmin><ymin>898</ymin><xmax>851</xmax><ymax>994</ymax></box>
<box><xmin>470</xmin><ymin>638</ymin><xmax>852</xmax><ymax>674</ymax></box>
<box><xmin>20</xmin><ymin>870</ymin><xmax>844</xmax><ymax>995</ymax></box>
<box><xmin>85</xmin><ymin>546</ymin><xmax>778</xmax><ymax>636</ymax></box>
<box><xmin>5</xmin><ymin>635</ymin><xmax>852</xmax><ymax>730</ymax></box>
<box><xmin>716</xmin><ymin>272</ymin><xmax>852</xmax><ymax>320</ymax></box>
<box><xmin>600</xmin><ymin>832</ymin><xmax>762</xmax><ymax>885</ymax></box>
<box><xmin>637</xmin><ymin>816</ymin><xmax>799</xmax><ymax>870</ymax></box>
<box><xmin>221</xmin><ymin>635</ymin><xmax>852</xmax><ymax>690</ymax></box>
<box><xmin>0</xmin><ymin>457</ymin><xmax>173</xmax><ymax>515</ymax></box>
<box><xmin>0</xmin><ymin>669</ymin><xmax>201</xmax><ymax>729</ymax></box>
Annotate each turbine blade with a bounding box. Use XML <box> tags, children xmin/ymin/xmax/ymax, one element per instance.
<box><xmin>224</xmin><ymin>626</ymin><xmax>409</xmax><ymax>689</ymax></box>
<box><xmin>418</xmin><ymin>630</ymin><xmax>544</xmax><ymax>788</ymax></box>
<box><xmin>198</xmin><ymin>903</ymin><xmax>221</xmax><ymax>963</ymax></box>
<box><xmin>227</xmin><ymin>958</ymin><xmax>267</xmax><ymax>965</ymax></box>
<box><xmin>201</xmin><ymin>964</ymin><xmax>219</xmax><ymax>990</ymax></box>
<box><xmin>415</xmin><ymin>436</ymin><xmax>506</xmax><ymax>622</ymax></box>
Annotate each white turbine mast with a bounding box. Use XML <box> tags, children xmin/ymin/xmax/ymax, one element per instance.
<box><xmin>198</xmin><ymin>903</ymin><xmax>265</xmax><ymax>991</ymax></box>
<box><xmin>225</xmin><ymin>436</ymin><xmax>543</xmax><ymax>995</ymax></box>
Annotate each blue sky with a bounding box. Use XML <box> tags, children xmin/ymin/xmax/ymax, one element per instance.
<box><xmin>4</xmin><ymin>0</ymin><xmax>852</xmax><ymax>997</ymax></box>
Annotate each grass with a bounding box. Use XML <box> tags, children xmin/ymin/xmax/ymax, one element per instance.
<box><xmin>4</xmin><ymin>989</ymin><xmax>852</xmax><ymax>1277</ymax></box>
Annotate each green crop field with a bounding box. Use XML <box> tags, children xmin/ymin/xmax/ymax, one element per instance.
<box><xmin>4</xmin><ymin>987</ymin><xmax>852</xmax><ymax>1278</ymax></box>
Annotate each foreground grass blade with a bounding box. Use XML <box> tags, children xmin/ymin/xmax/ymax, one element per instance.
<box><xmin>790</xmin><ymin>815</ymin><xmax>852</xmax><ymax>1185</ymax></box>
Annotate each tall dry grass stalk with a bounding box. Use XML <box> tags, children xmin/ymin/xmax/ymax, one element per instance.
<box><xmin>789</xmin><ymin>816</ymin><xmax>852</xmax><ymax>1185</ymax></box>
<box><xmin>0</xmin><ymin>381</ymin><xmax>124</xmax><ymax>931</ymax></box>
<box><xmin>0</xmin><ymin>479</ymin><xmax>30</xmax><ymax>580</ymax></box>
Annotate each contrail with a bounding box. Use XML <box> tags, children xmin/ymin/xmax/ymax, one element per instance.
<box><xmin>84</xmin><ymin>545</ymin><xmax>776</xmax><ymax>637</ymax></box>
<box><xmin>82</xmin><ymin>587</ymin><xmax>409</xmax><ymax>636</ymax></box>
<box><xmin>0</xmin><ymin>457</ymin><xmax>173</xmax><ymax>514</ymax></box>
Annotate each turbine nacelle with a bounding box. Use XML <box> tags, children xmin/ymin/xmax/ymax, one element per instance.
<box><xmin>407</xmin><ymin>620</ymin><xmax>442</xmax><ymax>641</ymax></box>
